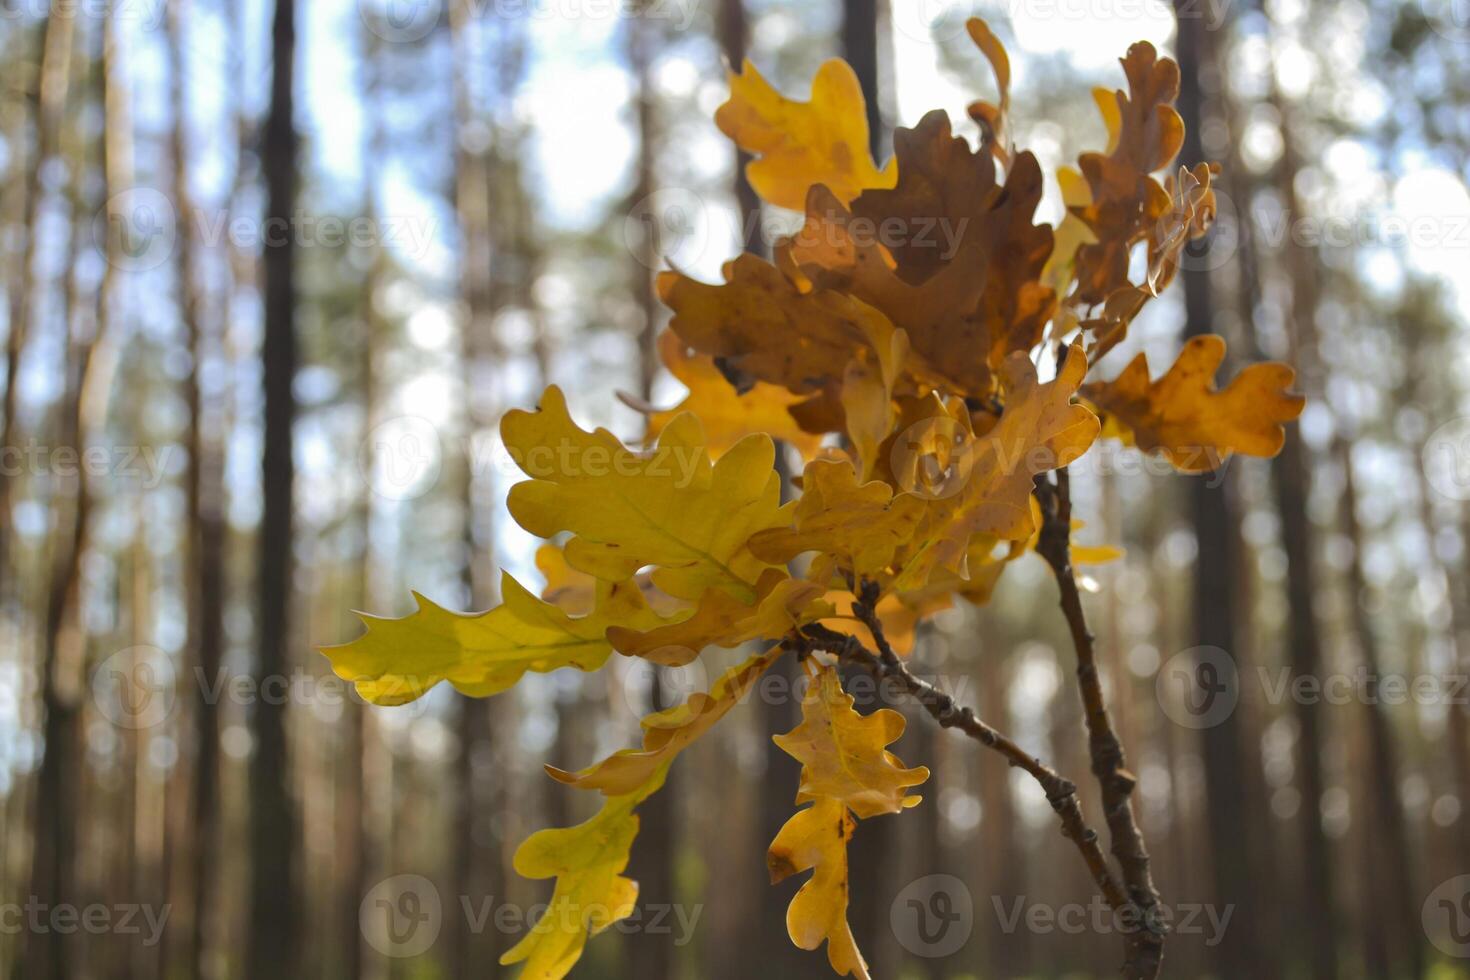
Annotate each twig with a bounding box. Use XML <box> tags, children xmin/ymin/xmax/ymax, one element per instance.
<box><xmin>796</xmin><ymin>606</ymin><xmax>1138</xmax><ymax>948</ymax></box>
<box><xmin>1034</xmin><ymin>470</ymin><xmax>1166</xmax><ymax>979</ymax></box>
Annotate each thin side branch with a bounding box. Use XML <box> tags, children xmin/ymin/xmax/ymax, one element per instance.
<box><xmin>796</xmin><ymin>604</ymin><xmax>1133</xmax><ymax>930</ymax></box>
<box><xmin>1034</xmin><ymin>469</ymin><xmax>1166</xmax><ymax>979</ymax></box>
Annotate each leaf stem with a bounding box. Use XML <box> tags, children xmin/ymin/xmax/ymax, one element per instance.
<box><xmin>1033</xmin><ymin>469</ymin><xmax>1166</xmax><ymax>979</ymax></box>
<box><xmin>795</xmin><ymin>602</ymin><xmax>1138</xmax><ymax>957</ymax></box>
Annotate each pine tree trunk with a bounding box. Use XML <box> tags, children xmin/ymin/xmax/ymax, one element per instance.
<box><xmin>1172</xmin><ymin>9</ymin><xmax>1274</xmax><ymax>977</ymax></box>
<box><xmin>625</xmin><ymin>11</ymin><xmax>678</xmax><ymax>976</ymax></box>
<box><xmin>248</xmin><ymin>0</ymin><xmax>301</xmax><ymax>973</ymax></box>
<box><xmin>1268</xmin><ymin>86</ymin><xmax>1340</xmax><ymax>980</ymax></box>
<box><xmin>447</xmin><ymin>3</ymin><xmax>507</xmax><ymax>973</ymax></box>
<box><xmin>0</xmin><ymin>10</ymin><xmax>73</xmax><ymax>585</ymax></box>
<box><xmin>1339</xmin><ymin>438</ymin><xmax>1423</xmax><ymax>978</ymax></box>
<box><xmin>166</xmin><ymin>3</ymin><xmax>226</xmax><ymax>975</ymax></box>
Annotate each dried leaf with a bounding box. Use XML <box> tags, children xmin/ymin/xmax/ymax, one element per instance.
<box><xmin>1082</xmin><ymin>335</ymin><xmax>1305</xmax><ymax>471</ymax></box>
<box><xmin>547</xmin><ymin>650</ymin><xmax>779</xmax><ymax>795</ymax></box>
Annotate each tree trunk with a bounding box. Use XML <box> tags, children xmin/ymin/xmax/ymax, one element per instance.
<box><xmin>625</xmin><ymin>11</ymin><xmax>679</xmax><ymax>976</ymax></box>
<box><xmin>248</xmin><ymin>0</ymin><xmax>300</xmax><ymax>973</ymax></box>
<box><xmin>20</xmin><ymin>12</ymin><xmax>104</xmax><ymax>979</ymax></box>
<box><xmin>447</xmin><ymin>4</ymin><xmax>507</xmax><ymax>974</ymax></box>
<box><xmin>166</xmin><ymin>2</ymin><xmax>227</xmax><ymax>975</ymax></box>
<box><xmin>1339</xmin><ymin>438</ymin><xmax>1423</xmax><ymax>978</ymax></box>
<box><xmin>1267</xmin><ymin>87</ymin><xmax>1340</xmax><ymax>980</ymax></box>
<box><xmin>1</xmin><ymin>9</ymin><xmax>74</xmax><ymax>585</ymax></box>
<box><xmin>1172</xmin><ymin>9</ymin><xmax>1274</xmax><ymax>977</ymax></box>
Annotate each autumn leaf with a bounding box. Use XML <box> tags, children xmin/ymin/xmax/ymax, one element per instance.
<box><xmin>894</xmin><ymin>343</ymin><xmax>1098</xmax><ymax>577</ymax></box>
<box><xmin>537</xmin><ymin>543</ymin><xmax>687</xmax><ymax>622</ymax></box>
<box><xmin>500</xmin><ymin>764</ymin><xmax>668</xmax><ymax>980</ymax></box>
<box><xmin>775</xmin><ymin>667</ymin><xmax>929</xmax><ymax>819</ymax></box>
<box><xmin>321</xmin><ymin>572</ymin><xmax>663</xmax><ymax>706</ymax></box>
<box><xmin>546</xmin><ymin>650</ymin><xmax>779</xmax><ymax>795</ymax></box>
<box><xmin>607</xmin><ymin>568</ymin><xmax>831</xmax><ymax>666</ymax></box>
<box><xmin>657</xmin><ymin>253</ymin><xmax>896</xmax><ymax>401</ymax></box>
<box><xmin>633</xmin><ymin>330</ymin><xmax>825</xmax><ymax>459</ymax></box>
<box><xmin>503</xmin><ymin>385</ymin><xmax>788</xmax><ymax>603</ymax></box>
<box><xmin>839</xmin><ymin>314</ymin><xmax>909</xmax><ymax>479</ymax></box>
<box><xmin>965</xmin><ymin>17</ymin><xmax>1011</xmax><ymax>161</ymax></box>
<box><xmin>768</xmin><ymin>798</ymin><xmax>869</xmax><ymax>980</ymax></box>
<box><xmin>767</xmin><ymin>667</ymin><xmax>929</xmax><ymax>978</ymax></box>
<box><xmin>1082</xmin><ymin>334</ymin><xmax>1305</xmax><ymax>472</ymax></box>
<box><xmin>717</xmin><ymin>58</ymin><xmax>896</xmax><ymax>212</ymax></box>
<box><xmin>951</xmin><ymin>344</ymin><xmax>1098</xmax><ymax>539</ymax></box>
<box><xmin>1146</xmin><ymin>162</ymin><xmax>1218</xmax><ymax>295</ymax></box>
<box><xmin>748</xmin><ymin>458</ymin><xmax>928</xmax><ymax>584</ymax></box>
<box><xmin>786</xmin><ymin>115</ymin><xmax>1054</xmax><ymax>395</ymax></box>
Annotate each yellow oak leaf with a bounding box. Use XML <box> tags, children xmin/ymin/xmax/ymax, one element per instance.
<box><xmin>546</xmin><ymin>650</ymin><xmax>779</xmax><ymax>795</ymax></box>
<box><xmin>503</xmin><ymin>385</ymin><xmax>788</xmax><ymax>603</ymax></box>
<box><xmin>607</xmin><ymin>568</ymin><xmax>832</xmax><ymax>666</ymax></box>
<box><xmin>716</xmin><ymin>58</ymin><xmax>896</xmax><ymax>212</ymax></box>
<box><xmin>748</xmin><ymin>458</ymin><xmax>927</xmax><ymax>583</ymax></box>
<box><xmin>638</xmin><ymin>330</ymin><xmax>824</xmax><ymax>459</ymax></box>
<box><xmin>839</xmin><ymin>316</ymin><xmax>908</xmax><ymax>479</ymax></box>
<box><xmin>817</xmin><ymin>587</ymin><xmax>946</xmax><ymax>658</ymax></box>
<box><xmin>537</xmin><ymin>543</ymin><xmax>685</xmax><ymax>619</ymax></box>
<box><xmin>500</xmin><ymin>764</ymin><xmax>668</xmax><ymax>980</ymax></box>
<box><xmin>767</xmin><ymin>797</ymin><xmax>869</xmax><ymax>980</ymax></box>
<box><xmin>964</xmin><ymin>17</ymin><xmax>1011</xmax><ymax>161</ymax></box>
<box><xmin>1081</xmin><ymin>334</ymin><xmax>1305</xmax><ymax>472</ymax></box>
<box><xmin>775</xmin><ymin>667</ymin><xmax>929</xmax><ymax>819</ymax></box>
<box><xmin>321</xmin><ymin>572</ymin><xmax>662</xmax><ymax>706</ymax></box>
<box><xmin>536</xmin><ymin>543</ymin><xmax>596</xmax><ymax>614</ymax></box>
<box><xmin>1041</xmin><ymin>166</ymin><xmax>1098</xmax><ymax>299</ymax></box>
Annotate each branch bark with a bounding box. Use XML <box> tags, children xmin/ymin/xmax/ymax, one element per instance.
<box><xmin>1033</xmin><ymin>469</ymin><xmax>1166</xmax><ymax>978</ymax></box>
<box><xmin>798</xmin><ymin>590</ymin><xmax>1162</xmax><ymax>976</ymax></box>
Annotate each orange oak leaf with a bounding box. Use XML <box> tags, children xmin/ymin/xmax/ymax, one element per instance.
<box><xmin>786</xmin><ymin>114</ymin><xmax>1054</xmax><ymax>395</ymax></box>
<box><xmin>657</xmin><ymin>253</ymin><xmax>896</xmax><ymax>399</ymax></box>
<box><xmin>1081</xmin><ymin>335</ymin><xmax>1305</xmax><ymax>472</ymax></box>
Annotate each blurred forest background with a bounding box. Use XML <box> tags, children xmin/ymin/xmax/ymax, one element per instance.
<box><xmin>2</xmin><ymin>0</ymin><xmax>1470</xmax><ymax>977</ymax></box>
